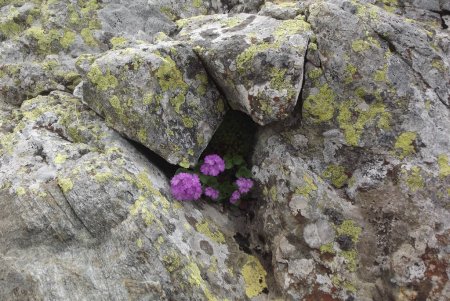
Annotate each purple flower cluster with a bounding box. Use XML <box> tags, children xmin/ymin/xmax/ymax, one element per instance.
<box><xmin>229</xmin><ymin>191</ymin><xmax>241</xmax><ymax>204</ymax></box>
<box><xmin>204</xmin><ymin>187</ymin><xmax>219</xmax><ymax>200</ymax></box>
<box><xmin>229</xmin><ymin>178</ymin><xmax>254</xmax><ymax>204</ymax></box>
<box><xmin>236</xmin><ymin>178</ymin><xmax>254</xmax><ymax>194</ymax></box>
<box><xmin>200</xmin><ymin>154</ymin><xmax>225</xmax><ymax>176</ymax></box>
<box><xmin>170</xmin><ymin>172</ymin><xmax>202</xmax><ymax>201</ymax></box>
<box><xmin>170</xmin><ymin>154</ymin><xmax>254</xmax><ymax>204</ymax></box>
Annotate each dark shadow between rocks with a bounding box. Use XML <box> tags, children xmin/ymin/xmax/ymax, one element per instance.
<box><xmin>126</xmin><ymin>138</ymin><xmax>179</xmax><ymax>178</ymax></box>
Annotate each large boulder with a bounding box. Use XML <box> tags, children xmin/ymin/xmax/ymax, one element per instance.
<box><xmin>178</xmin><ymin>13</ymin><xmax>311</xmax><ymax>125</ymax></box>
<box><xmin>0</xmin><ymin>91</ymin><xmax>268</xmax><ymax>300</ymax></box>
<box><xmin>249</xmin><ymin>1</ymin><xmax>450</xmax><ymax>300</ymax></box>
<box><xmin>76</xmin><ymin>42</ymin><xmax>227</xmax><ymax>167</ymax></box>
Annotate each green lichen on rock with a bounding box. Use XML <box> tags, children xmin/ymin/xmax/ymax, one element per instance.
<box><xmin>303</xmin><ymin>84</ymin><xmax>335</xmax><ymax>122</ymax></box>
<box><xmin>192</xmin><ymin>0</ymin><xmax>202</xmax><ymax>8</ymax></box>
<box><xmin>236</xmin><ymin>42</ymin><xmax>279</xmax><ymax>74</ymax></box>
<box><xmin>220</xmin><ymin>16</ymin><xmax>241</xmax><ymax>28</ymax></box>
<box><xmin>394</xmin><ymin>132</ymin><xmax>417</xmax><ymax>158</ymax></box>
<box><xmin>437</xmin><ymin>155</ymin><xmax>450</xmax><ymax>178</ymax></box>
<box><xmin>308</xmin><ymin>68</ymin><xmax>323</xmax><ymax>80</ymax></box>
<box><xmin>345</xmin><ymin>64</ymin><xmax>357</xmax><ymax>84</ymax></box>
<box><xmin>336</xmin><ymin>220</ymin><xmax>362</xmax><ymax>243</ymax></box>
<box><xmin>155</xmin><ymin>55</ymin><xmax>188</xmax><ymax>113</ymax></box>
<box><xmin>273</xmin><ymin>18</ymin><xmax>311</xmax><ymax>40</ymax></box>
<box><xmin>351</xmin><ymin>37</ymin><xmax>380</xmax><ymax>53</ymax></box>
<box><xmin>110</xmin><ymin>36</ymin><xmax>127</xmax><ymax>49</ymax></box>
<box><xmin>54</xmin><ymin>153</ymin><xmax>67</xmax><ymax>164</ymax></box>
<box><xmin>195</xmin><ymin>220</ymin><xmax>226</xmax><ymax>244</ymax></box>
<box><xmin>295</xmin><ymin>174</ymin><xmax>318</xmax><ymax>196</ymax></box>
<box><xmin>25</xmin><ymin>27</ymin><xmax>62</xmax><ymax>54</ymax></box>
<box><xmin>0</xmin><ymin>20</ymin><xmax>23</xmax><ymax>38</ymax></box>
<box><xmin>57</xmin><ymin>177</ymin><xmax>73</xmax><ymax>193</ymax></box>
<box><xmin>337</xmin><ymin>100</ymin><xmax>391</xmax><ymax>146</ymax></box>
<box><xmin>341</xmin><ymin>249</ymin><xmax>358</xmax><ymax>272</ymax></box>
<box><xmin>320</xmin><ymin>243</ymin><xmax>336</xmax><ymax>254</ymax></box>
<box><xmin>87</xmin><ymin>64</ymin><xmax>118</xmax><ymax>91</ymax></box>
<box><xmin>80</xmin><ymin>28</ymin><xmax>97</xmax><ymax>47</ymax></box>
<box><xmin>60</xmin><ymin>30</ymin><xmax>76</xmax><ymax>49</ymax></box>
<box><xmin>241</xmin><ymin>255</ymin><xmax>267</xmax><ymax>298</ymax></box>
<box><xmin>323</xmin><ymin>164</ymin><xmax>349</xmax><ymax>188</ymax></box>
<box><xmin>404</xmin><ymin>166</ymin><xmax>424</xmax><ymax>191</ymax></box>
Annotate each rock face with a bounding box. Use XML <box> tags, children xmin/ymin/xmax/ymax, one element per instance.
<box><xmin>179</xmin><ymin>13</ymin><xmax>311</xmax><ymax>125</ymax></box>
<box><xmin>1</xmin><ymin>0</ymin><xmax>450</xmax><ymax>300</ymax></box>
<box><xmin>0</xmin><ymin>92</ymin><xmax>264</xmax><ymax>300</ymax></box>
<box><xmin>249</xmin><ymin>1</ymin><xmax>450</xmax><ymax>300</ymax></box>
<box><xmin>76</xmin><ymin>42</ymin><xmax>227</xmax><ymax>167</ymax></box>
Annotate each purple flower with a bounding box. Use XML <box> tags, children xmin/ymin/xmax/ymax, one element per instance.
<box><xmin>204</xmin><ymin>187</ymin><xmax>219</xmax><ymax>200</ymax></box>
<box><xmin>170</xmin><ymin>172</ymin><xmax>202</xmax><ymax>201</ymax></box>
<box><xmin>229</xmin><ymin>190</ymin><xmax>241</xmax><ymax>204</ymax></box>
<box><xmin>200</xmin><ymin>154</ymin><xmax>225</xmax><ymax>176</ymax></box>
<box><xmin>236</xmin><ymin>178</ymin><xmax>253</xmax><ymax>194</ymax></box>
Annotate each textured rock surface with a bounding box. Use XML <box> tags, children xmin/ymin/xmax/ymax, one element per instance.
<box><xmin>76</xmin><ymin>42</ymin><xmax>227</xmax><ymax>167</ymax></box>
<box><xmin>1</xmin><ymin>0</ymin><xmax>449</xmax><ymax>300</ymax></box>
<box><xmin>249</xmin><ymin>0</ymin><xmax>450</xmax><ymax>300</ymax></box>
<box><xmin>0</xmin><ymin>92</ymin><xmax>265</xmax><ymax>300</ymax></box>
<box><xmin>178</xmin><ymin>13</ymin><xmax>311</xmax><ymax>125</ymax></box>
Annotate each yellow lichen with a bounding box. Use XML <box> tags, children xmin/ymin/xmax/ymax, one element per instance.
<box><xmin>241</xmin><ymin>255</ymin><xmax>268</xmax><ymax>298</ymax></box>
<box><xmin>57</xmin><ymin>177</ymin><xmax>73</xmax><ymax>193</ymax></box>
<box><xmin>54</xmin><ymin>153</ymin><xmax>67</xmax><ymax>164</ymax></box>
<box><xmin>87</xmin><ymin>64</ymin><xmax>118</xmax><ymax>91</ymax></box>
<box><xmin>394</xmin><ymin>132</ymin><xmax>417</xmax><ymax>158</ymax></box>
<box><xmin>336</xmin><ymin>220</ymin><xmax>362</xmax><ymax>243</ymax></box>
<box><xmin>295</xmin><ymin>174</ymin><xmax>318</xmax><ymax>197</ymax></box>
<box><xmin>303</xmin><ymin>84</ymin><xmax>335</xmax><ymax>122</ymax></box>
<box><xmin>323</xmin><ymin>165</ymin><xmax>348</xmax><ymax>188</ymax></box>
<box><xmin>405</xmin><ymin>166</ymin><xmax>424</xmax><ymax>191</ymax></box>
<box><xmin>195</xmin><ymin>220</ymin><xmax>226</xmax><ymax>244</ymax></box>
<box><xmin>60</xmin><ymin>30</ymin><xmax>76</xmax><ymax>49</ymax></box>
<box><xmin>437</xmin><ymin>155</ymin><xmax>450</xmax><ymax>178</ymax></box>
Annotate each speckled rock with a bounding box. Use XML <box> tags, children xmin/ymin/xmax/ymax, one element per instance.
<box><xmin>258</xmin><ymin>1</ymin><xmax>303</xmax><ymax>20</ymax></box>
<box><xmin>178</xmin><ymin>13</ymin><xmax>311</xmax><ymax>125</ymax></box>
<box><xmin>76</xmin><ymin>42</ymin><xmax>227</xmax><ymax>167</ymax></box>
<box><xmin>0</xmin><ymin>92</ymin><xmax>267</xmax><ymax>301</ymax></box>
<box><xmin>0</xmin><ymin>0</ymin><xmax>263</xmax><ymax>106</ymax></box>
<box><xmin>249</xmin><ymin>0</ymin><xmax>450</xmax><ymax>300</ymax></box>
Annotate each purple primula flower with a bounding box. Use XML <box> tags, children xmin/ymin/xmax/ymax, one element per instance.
<box><xmin>200</xmin><ymin>154</ymin><xmax>225</xmax><ymax>176</ymax></box>
<box><xmin>236</xmin><ymin>178</ymin><xmax>253</xmax><ymax>194</ymax></box>
<box><xmin>229</xmin><ymin>190</ymin><xmax>241</xmax><ymax>204</ymax></box>
<box><xmin>204</xmin><ymin>187</ymin><xmax>219</xmax><ymax>200</ymax></box>
<box><xmin>170</xmin><ymin>172</ymin><xmax>202</xmax><ymax>201</ymax></box>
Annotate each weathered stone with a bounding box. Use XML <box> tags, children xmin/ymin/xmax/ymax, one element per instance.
<box><xmin>178</xmin><ymin>13</ymin><xmax>311</xmax><ymax>125</ymax></box>
<box><xmin>76</xmin><ymin>42</ymin><xmax>227</xmax><ymax>167</ymax></box>
<box><xmin>249</xmin><ymin>0</ymin><xmax>450</xmax><ymax>300</ymax></box>
<box><xmin>0</xmin><ymin>92</ymin><xmax>266</xmax><ymax>300</ymax></box>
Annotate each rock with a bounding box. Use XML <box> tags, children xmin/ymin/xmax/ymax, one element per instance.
<box><xmin>76</xmin><ymin>42</ymin><xmax>227</xmax><ymax>167</ymax></box>
<box><xmin>1</xmin><ymin>0</ymin><xmax>450</xmax><ymax>300</ymax></box>
<box><xmin>249</xmin><ymin>0</ymin><xmax>450</xmax><ymax>300</ymax></box>
<box><xmin>303</xmin><ymin>220</ymin><xmax>335</xmax><ymax>249</ymax></box>
<box><xmin>0</xmin><ymin>92</ymin><xmax>266</xmax><ymax>300</ymax></box>
<box><xmin>178</xmin><ymin>13</ymin><xmax>311</xmax><ymax>125</ymax></box>
<box><xmin>259</xmin><ymin>1</ymin><xmax>303</xmax><ymax>20</ymax></box>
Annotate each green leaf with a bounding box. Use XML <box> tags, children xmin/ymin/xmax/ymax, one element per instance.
<box><xmin>236</xmin><ymin>166</ymin><xmax>252</xmax><ymax>178</ymax></box>
<box><xmin>224</xmin><ymin>154</ymin><xmax>234</xmax><ymax>169</ymax></box>
<box><xmin>232</xmin><ymin>155</ymin><xmax>244</xmax><ymax>166</ymax></box>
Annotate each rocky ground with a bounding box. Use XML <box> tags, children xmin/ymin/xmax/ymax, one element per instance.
<box><xmin>0</xmin><ymin>0</ymin><xmax>449</xmax><ymax>300</ymax></box>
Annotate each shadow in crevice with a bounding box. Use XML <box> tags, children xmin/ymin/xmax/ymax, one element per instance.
<box><xmin>126</xmin><ymin>138</ymin><xmax>179</xmax><ymax>178</ymax></box>
<box><xmin>202</xmin><ymin>109</ymin><xmax>258</xmax><ymax>163</ymax></box>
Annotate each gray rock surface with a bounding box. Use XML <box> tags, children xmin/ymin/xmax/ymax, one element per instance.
<box><xmin>76</xmin><ymin>42</ymin><xmax>227</xmax><ymax>167</ymax></box>
<box><xmin>0</xmin><ymin>92</ymin><xmax>263</xmax><ymax>300</ymax></box>
<box><xmin>178</xmin><ymin>13</ymin><xmax>311</xmax><ymax>125</ymax></box>
<box><xmin>1</xmin><ymin>0</ymin><xmax>449</xmax><ymax>300</ymax></box>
